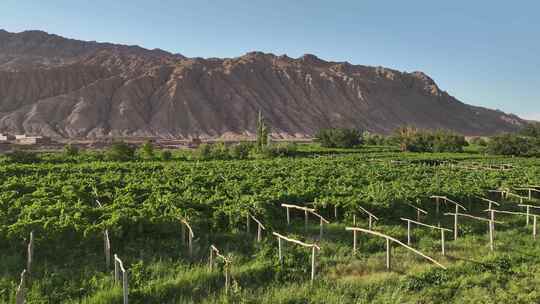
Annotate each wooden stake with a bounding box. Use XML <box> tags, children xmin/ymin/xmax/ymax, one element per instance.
<box><xmin>441</xmin><ymin>230</ymin><xmax>445</xmax><ymax>256</ymax></box>
<box><xmin>311</xmin><ymin>246</ymin><xmax>316</xmax><ymax>282</ymax></box>
<box><xmin>319</xmin><ymin>217</ymin><xmax>323</xmax><ymax>240</ymax></box>
<box><xmin>454</xmin><ymin>214</ymin><xmax>458</xmax><ymax>240</ymax></box>
<box><xmin>188</xmin><ymin>231</ymin><xmax>193</xmax><ymax>257</ymax></box>
<box><xmin>386</xmin><ymin>238</ymin><xmax>391</xmax><ymax>270</ymax></box>
<box><xmin>353</xmin><ymin>230</ymin><xmax>357</xmax><ymax>254</ymax></box>
<box><xmin>489</xmin><ymin>220</ymin><xmax>494</xmax><ymax>251</ymax></box>
<box><xmin>209</xmin><ymin>247</ymin><xmax>213</xmax><ymax>270</ymax></box>
<box><xmin>534</xmin><ymin>216</ymin><xmax>537</xmax><ymax>240</ymax></box>
<box><xmin>15</xmin><ymin>269</ymin><xmax>26</xmax><ymax>304</ymax></box>
<box><xmin>368</xmin><ymin>216</ymin><xmax>373</xmax><ymax>230</ymax></box>
<box><xmin>27</xmin><ymin>231</ymin><xmax>34</xmax><ymax>276</ymax></box>
<box><xmin>334</xmin><ymin>205</ymin><xmax>338</xmax><ymax>219</ymax></box>
<box><xmin>286</xmin><ymin>207</ymin><xmax>290</xmax><ymax>225</ymax></box>
<box><xmin>247</xmin><ymin>214</ymin><xmax>250</xmax><ymax>233</ymax></box>
<box><xmin>436</xmin><ymin>197</ymin><xmax>440</xmax><ymax>215</ymax></box>
<box><xmin>122</xmin><ymin>271</ymin><xmax>129</xmax><ymax>304</ymax></box>
<box><xmin>181</xmin><ymin>223</ymin><xmax>186</xmax><ymax>245</ymax></box>
<box><xmin>104</xmin><ymin>230</ymin><xmax>111</xmax><ymax>269</ymax></box>
<box><xmin>353</xmin><ymin>214</ymin><xmax>356</xmax><ymax>226</ymax></box>
<box><xmin>407</xmin><ymin>221</ymin><xmax>411</xmax><ymax>245</ymax></box>
<box><xmin>278</xmin><ymin>237</ymin><xmax>282</xmax><ymax>263</ymax></box>
<box><xmin>257</xmin><ymin>224</ymin><xmax>262</xmax><ymax>242</ymax></box>
<box><xmin>305</xmin><ymin>210</ymin><xmax>308</xmax><ymax>231</ymax></box>
<box><xmin>114</xmin><ymin>255</ymin><xmax>119</xmax><ymax>284</ymax></box>
<box><xmin>225</xmin><ymin>266</ymin><xmax>230</xmax><ymax>295</ymax></box>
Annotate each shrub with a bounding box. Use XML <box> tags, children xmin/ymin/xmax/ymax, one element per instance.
<box><xmin>195</xmin><ymin>143</ymin><xmax>212</xmax><ymax>160</ymax></box>
<box><xmin>7</xmin><ymin>149</ymin><xmax>39</xmax><ymax>163</ymax></box>
<box><xmin>486</xmin><ymin>133</ymin><xmax>539</xmax><ymax>157</ymax></box>
<box><xmin>138</xmin><ymin>141</ymin><xmax>155</xmax><ymax>160</ymax></box>
<box><xmin>209</xmin><ymin>142</ymin><xmax>230</xmax><ymax>160</ymax></box>
<box><xmin>315</xmin><ymin>128</ymin><xmax>363</xmax><ymax>148</ymax></box>
<box><xmin>160</xmin><ymin>150</ymin><xmax>172</xmax><ymax>161</ymax></box>
<box><xmin>63</xmin><ymin>143</ymin><xmax>79</xmax><ymax>157</ymax></box>
<box><xmin>229</xmin><ymin>142</ymin><xmax>253</xmax><ymax>159</ymax></box>
<box><xmin>520</xmin><ymin>122</ymin><xmax>540</xmax><ymax>138</ymax></box>
<box><xmin>432</xmin><ymin>130</ymin><xmax>468</xmax><ymax>153</ymax></box>
<box><xmin>469</xmin><ymin>137</ymin><xmax>488</xmax><ymax>147</ymax></box>
<box><xmin>395</xmin><ymin>127</ymin><xmax>467</xmax><ymax>153</ymax></box>
<box><xmin>106</xmin><ymin>141</ymin><xmax>136</xmax><ymax>161</ymax></box>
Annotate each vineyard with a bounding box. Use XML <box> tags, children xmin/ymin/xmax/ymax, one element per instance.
<box><xmin>1</xmin><ymin>145</ymin><xmax>540</xmax><ymax>303</ymax></box>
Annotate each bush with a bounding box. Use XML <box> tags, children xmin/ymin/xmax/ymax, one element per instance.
<box><xmin>138</xmin><ymin>141</ymin><xmax>155</xmax><ymax>160</ymax></box>
<box><xmin>469</xmin><ymin>137</ymin><xmax>488</xmax><ymax>147</ymax></box>
<box><xmin>252</xmin><ymin>143</ymin><xmax>297</xmax><ymax>158</ymax></box>
<box><xmin>520</xmin><ymin>122</ymin><xmax>540</xmax><ymax>138</ymax></box>
<box><xmin>160</xmin><ymin>150</ymin><xmax>172</xmax><ymax>161</ymax></box>
<box><xmin>209</xmin><ymin>142</ymin><xmax>230</xmax><ymax>160</ymax></box>
<box><xmin>432</xmin><ymin>130</ymin><xmax>468</xmax><ymax>153</ymax></box>
<box><xmin>7</xmin><ymin>149</ymin><xmax>39</xmax><ymax>163</ymax></box>
<box><xmin>195</xmin><ymin>143</ymin><xmax>212</xmax><ymax>160</ymax></box>
<box><xmin>315</xmin><ymin>128</ymin><xmax>363</xmax><ymax>148</ymax></box>
<box><xmin>486</xmin><ymin>133</ymin><xmax>539</xmax><ymax>157</ymax></box>
<box><xmin>106</xmin><ymin>142</ymin><xmax>136</xmax><ymax>161</ymax></box>
<box><xmin>63</xmin><ymin>144</ymin><xmax>79</xmax><ymax>157</ymax></box>
<box><xmin>395</xmin><ymin>127</ymin><xmax>467</xmax><ymax>153</ymax></box>
<box><xmin>229</xmin><ymin>142</ymin><xmax>253</xmax><ymax>159</ymax></box>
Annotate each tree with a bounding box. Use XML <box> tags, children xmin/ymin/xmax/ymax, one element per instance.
<box><xmin>106</xmin><ymin>141</ymin><xmax>135</xmax><ymax>161</ymax></box>
<box><xmin>315</xmin><ymin>128</ymin><xmax>363</xmax><ymax>148</ymax></box>
<box><xmin>256</xmin><ymin>110</ymin><xmax>269</xmax><ymax>149</ymax></box>
<box><xmin>160</xmin><ymin>150</ymin><xmax>172</xmax><ymax>161</ymax></box>
<box><xmin>139</xmin><ymin>141</ymin><xmax>155</xmax><ymax>160</ymax></box>
<box><xmin>63</xmin><ymin>143</ymin><xmax>79</xmax><ymax>157</ymax></box>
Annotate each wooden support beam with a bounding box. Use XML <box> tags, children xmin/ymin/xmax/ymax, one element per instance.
<box><xmin>209</xmin><ymin>245</ymin><xmax>232</xmax><ymax>294</ymax></box>
<box><xmin>27</xmin><ymin>231</ymin><xmax>34</xmax><ymax>276</ymax></box>
<box><xmin>386</xmin><ymin>238</ymin><xmax>391</xmax><ymax>270</ymax></box>
<box><xmin>345</xmin><ymin>227</ymin><xmax>446</xmax><ymax>269</ymax></box>
<box><xmin>104</xmin><ymin>230</ymin><xmax>111</xmax><ymax>269</ymax></box>
<box><xmin>180</xmin><ymin>218</ymin><xmax>194</xmax><ymax>256</ymax></box>
<box><xmin>15</xmin><ymin>269</ymin><xmax>26</xmax><ymax>304</ymax></box>
<box><xmin>273</xmin><ymin>232</ymin><xmax>321</xmax><ymax>281</ymax></box>
<box><xmin>114</xmin><ymin>254</ymin><xmax>128</xmax><ymax>304</ymax></box>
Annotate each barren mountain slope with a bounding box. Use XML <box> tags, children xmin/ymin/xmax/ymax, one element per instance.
<box><xmin>0</xmin><ymin>30</ymin><xmax>525</xmax><ymax>138</ymax></box>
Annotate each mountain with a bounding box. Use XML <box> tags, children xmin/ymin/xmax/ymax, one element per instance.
<box><xmin>0</xmin><ymin>29</ymin><xmax>525</xmax><ymax>139</ymax></box>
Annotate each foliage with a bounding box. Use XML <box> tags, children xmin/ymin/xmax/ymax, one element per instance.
<box><xmin>138</xmin><ymin>141</ymin><xmax>155</xmax><ymax>160</ymax></box>
<box><xmin>469</xmin><ymin>137</ymin><xmax>488</xmax><ymax>147</ymax></box>
<box><xmin>486</xmin><ymin>133</ymin><xmax>540</xmax><ymax>157</ymax></box>
<box><xmin>195</xmin><ymin>143</ymin><xmax>212</xmax><ymax>160</ymax></box>
<box><xmin>160</xmin><ymin>150</ymin><xmax>172</xmax><ymax>161</ymax></box>
<box><xmin>63</xmin><ymin>144</ymin><xmax>79</xmax><ymax>157</ymax></box>
<box><xmin>395</xmin><ymin>127</ymin><xmax>467</xmax><ymax>153</ymax></box>
<box><xmin>229</xmin><ymin>142</ymin><xmax>253</xmax><ymax>159</ymax></box>
<box><xmin>6</xmin><ymin>148</ymin><xmax>40</xmax><ymax>163</ymax></box>
<box><xmin>315</xmin><ymin>128</ymin><xmax>363</xmax><ymax>148</ymax></box>
<box><xmin>106</xmin><ymin>141</ymin><xmax>136</xmax><ymax>161</ymax></box>
<box><xmin>520</xmin><ymin>122</ymin><xmax>540</xmax><ymax>138</ymax></box>
<box><xmin>256</xmin><ymin>110</ymin><xmax>270</xmax><ymax>149</ymax></box>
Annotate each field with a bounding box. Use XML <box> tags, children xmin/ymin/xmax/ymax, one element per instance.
<box><xmin>1</xmin><ymin>144</ymin><xmax>540</xmax><ymax>303</ymax></box>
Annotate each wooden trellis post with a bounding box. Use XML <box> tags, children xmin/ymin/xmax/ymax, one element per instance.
<box><xmin>518</xmin><ymin>204</ymin><xmax>540</xmax><ymax>226</ymax></box>
<box><xmin>488</xmin><ymin>189</ymin><xmax>507</xmax><ymax>200</ymax></box>
<box><xmin>114</xmin><ymin>254</ymin><xmax>128</xmax><ymax>304</ymax></box>
<box><xmin>281</xmin><ymin>203</ymin><xmax>315</xmax><ymax>228</ymax></box>
<box><xmin>96</xmin><ymin>199</ymin><xmax>111</xmax><ymax>269</ymax></box>
<box><xmin>27</xmin><ymin>231</ymin><xmax>34</xmax><ymax>276</ymax></box>
<box><xmin>272</xmin><ymin>232</ymin><xmax>321</xmax><ymax>282</ymax></box>
<box><xmin>445</xmin><ymin>212</ymin><xmax>502</xmax><ymax>251</ymax></box>
<box><xmin>430</xmin><ymin>197</ymin><xmax>466</xmax><ymax>240</ymax></box>
<box><xmin>209</xmin><ymin>245</ymin><xmax>232</xmax><ymax>294</ymax></box>
<box><xmin>514</xmin><ymin>187</ymin><xmax>540</xmax><ymax>200</ymax></box>
<box><xmin>355</xmin><ymin>206</ymin><xmax>379</xmax><ymax>230</ymax></box>
<box><xmin>345</xmin><ymin>227</ymin><xmax>446</xmax><ymax>270</ymax></box>
<box><xmin>486</xmin><ymin>208</ymin><xmax>537</xmax><ymax>240</ymax></box>
<box><xmin>248</xmin><ymin>215</ymin><xmax>267</xmax><ymax>242</ymax></box>
<box><xmin>407</xmin><ymin>203</ymin><xmax>427</xmax><ymax>221</ymax></box>
<box><xmin>400</xmin><ymin>218</ymin><xmax>452</xmax><ymax>255</ymax></box>
<box><xmin>180</xmin><ymin>218</ymin><xmax>194</xmax><ymax>257</ymax></box>
<box><xmin>15</xmin><ymin>269</ymin><xmax>26</xmax><ymax>304</ymax></box>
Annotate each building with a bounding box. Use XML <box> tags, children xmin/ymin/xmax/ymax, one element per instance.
<box><xmin>15</xmin><ymin>135</ymin><xmax>51</xmax><ymax>145</ymax></box>
<box><xmin>0</xmin><ymin>134</ymin><xmax>15</xmax><ymax>142</ymax></box>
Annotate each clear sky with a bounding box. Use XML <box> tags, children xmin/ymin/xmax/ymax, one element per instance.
<box><xmin>2</xmin><ymin>0</ymin><xmax>539</xmax><ymax>120</ymax></box>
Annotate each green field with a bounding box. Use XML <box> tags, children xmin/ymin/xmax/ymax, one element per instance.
<box><xmin>1</xmin><ymin>145</ymin><xmax>540</xmax><ymax>303</ymax></box>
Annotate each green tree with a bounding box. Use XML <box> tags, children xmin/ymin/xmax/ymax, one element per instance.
<box><xmin>315</xmin><ymin>128</ymin><xmax>363</xmax><ymax>148</ymax></box>
<box><xmin>139</xmin><ymin>141</ymin><xmax>155</xmax><ymax>160</ymax></box>
<box><xmin>256</xmin><ymin>110</ymin><xmax>269</xmax><ymax>149</ymax></box>
<box><xmin>106</xmin><ymin>141</ymin><xmax>135</xmax><ymax>161</ymax></box>
<box><xmin>63</xmin><ymin>143</ymin><xmax>79</xmax><ymax>157</ymax></box>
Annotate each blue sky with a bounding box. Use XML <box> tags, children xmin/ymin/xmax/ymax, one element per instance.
<box><xmin>2</xmin><ymin>0</ymin><xmax>539</xmax><ymax>120</ymax></box>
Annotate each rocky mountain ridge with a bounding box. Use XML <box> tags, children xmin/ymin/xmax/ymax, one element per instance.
<box><xmin>0</xmin><ymin>29</ymin><xmax>525</xmax><ymax>138</ymax></box>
